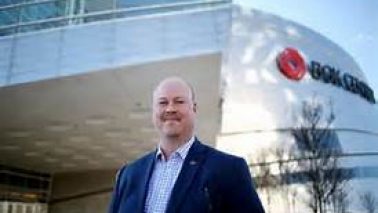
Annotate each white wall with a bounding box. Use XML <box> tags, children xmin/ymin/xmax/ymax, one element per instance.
<box><xmin>0</xmin><ymin>5</ymin><xmax>230</xmax><ymax>86</ymax></box>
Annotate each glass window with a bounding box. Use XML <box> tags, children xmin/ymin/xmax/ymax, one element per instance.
<box><xmin>0</xmin><ymin>0</ymin><xmax>24</xmax><ymax>7</ymax></box>
<box><xmin>80</xmin><ymin>0</ymin><xmax>115</xmax><ymax>23</ymax></box>
<box><xmin>85</xmin><ymin>0</ymin><xmax>114</xmax><ymax>13</ymax></box>
<box><xmin>18</xmin><ymin>19</ymin><xmax>68</xmax><ymax>33</ymax></box>
<box><xmin>0</xmin><ymin>7</ymin><xmax>19</xmax><ymax>26</ymax></box>
<box><xmin>0</xmin><ymin>0</ymin><xmax>225</xmax><ymax>36</ymax></box>
<box><xmin>116</xmin><ymin>0</ymin><xmax>192</xmax><ymax>8</ymax></box>
<box><xmin>19</xmin><ymin>1</ymin><xmax>68</xmax><ymax>23</ymax></box>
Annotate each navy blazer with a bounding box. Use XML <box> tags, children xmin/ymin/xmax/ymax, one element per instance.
<box><xmin>109</xmin><ymin>139</ymin><xmax>265</xmax><ymax>213</ymax></box>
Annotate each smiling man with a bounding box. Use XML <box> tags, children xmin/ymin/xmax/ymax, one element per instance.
<box><xmin>109</xmin><ymin>77</ymin><xmax>265</xmax><ymax>213</ymax></box>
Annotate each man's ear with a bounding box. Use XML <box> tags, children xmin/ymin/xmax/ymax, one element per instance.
<box><xmin>193</xmin><ymin>102</ymin><xmax>197</xmax><ymax>113</ymax></box>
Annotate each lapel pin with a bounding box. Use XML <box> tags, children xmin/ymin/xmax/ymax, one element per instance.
<box><xmin>189</xmin><ymin>160</ymin><xmax>197</xmax><ymax>165</ymax></box>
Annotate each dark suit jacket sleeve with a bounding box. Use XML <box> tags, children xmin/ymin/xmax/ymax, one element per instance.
<box><xmin>225</xmin><ymin>157</ymin><xmax>265</xmax><ymax>213</ymax></box>
<box><xmin>108</xmin><ymin>166</ymin><xmax>127</xmax><ymax>213</ymax></box>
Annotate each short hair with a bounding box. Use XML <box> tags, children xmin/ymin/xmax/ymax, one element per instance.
<box><xmin>153</xmin><ymin>76</ymin><xmax>196</xmax><ymax>102</ymax></box>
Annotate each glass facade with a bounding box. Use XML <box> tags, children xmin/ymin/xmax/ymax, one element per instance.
<box><xmin>0</xmin><ymin>0</ymin><xmax>69</xmax><ymax>35</ymax></box>
<box><xmin>0</xmin><ymin>0</ymin><xmax>227</xmax><ymax>36</ymax></box>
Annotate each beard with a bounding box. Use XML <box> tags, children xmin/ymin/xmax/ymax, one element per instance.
<box><xmin>161</xmin><ymin>120</ymin><xmax>181</xmax><ymax>137</ymax></box>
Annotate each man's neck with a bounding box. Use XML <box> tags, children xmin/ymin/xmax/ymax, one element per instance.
<box><xmin>159</xmin><ymin>135</ymin><xmax>193</xmax><ymax>159</ymax></box>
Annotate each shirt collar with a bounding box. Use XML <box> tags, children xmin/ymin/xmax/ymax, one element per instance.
<box><xmin>156</xmin><ymin>136</ymin><xmax>195</xmax><ymax>161</ymax></box>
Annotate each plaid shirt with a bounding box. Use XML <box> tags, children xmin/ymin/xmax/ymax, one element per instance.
<box><xmin>144</xmin><ymin>137</ymin><xmax>195</xmax><ymax>213</ymax></box>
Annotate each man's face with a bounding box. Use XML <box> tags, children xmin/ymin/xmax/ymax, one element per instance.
<box><xmin>152</xmin><ymin>80</ymin><xmax>196</xmax><ymax>139</ymax></box>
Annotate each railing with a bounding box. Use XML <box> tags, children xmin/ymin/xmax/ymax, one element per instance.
<box><xmin>0</xmin><ymin>0</ymin><xmax>230</xmax><ymax>37</ymax></box>
<box><xmin>0</xmin><ymin>202</ymin><xmax>48</xmax><ymax>213</ymax></box>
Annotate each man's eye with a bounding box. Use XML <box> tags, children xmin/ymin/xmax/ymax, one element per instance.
<box><xmin>176</xmin><ymin>100</ymin><xmax>185</xmax><ymax>104</ymax></box>
<box><xmin>159</xmin><ymin>101</ymin><xmax>168</xmax><ymax>105</ymax></box>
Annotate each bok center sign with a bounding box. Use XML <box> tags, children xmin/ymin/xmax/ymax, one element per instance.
<box><xmin>277</xmin><ymin>48</ymin><xmax>376</xmax><ymax>104</ymax></box>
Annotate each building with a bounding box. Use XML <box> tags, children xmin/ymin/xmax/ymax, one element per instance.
<box><xmin>0</xmin><ymin>0</ymin><xmax>377</xmax><ymax>212</ymax></box>
<box><xmin>0</xmin><ymin>0</ymin><xmax>229</xmax><ymax>212</ymax></box>
<box><xmin>217</xmin><ymin>7</ymin><xmax>378</xmax><ymax>213</ymax></box>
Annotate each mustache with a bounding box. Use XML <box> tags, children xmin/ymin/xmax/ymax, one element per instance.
<box><xmin>161</xmin><ymin>113</ymin><xmax>180</xmax><ymax>120</ymax></box>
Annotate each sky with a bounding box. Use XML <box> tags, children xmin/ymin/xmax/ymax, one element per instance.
<box><xmin>235</xmin><ymin>0</ymin><xmax>378</xmax><ymax>96</ymax></box>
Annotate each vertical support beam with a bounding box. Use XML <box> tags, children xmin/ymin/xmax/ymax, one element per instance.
<box><xmin>67</xmin><ymin>0</ymin><xmax>75</xmax><ymax>24</ymax></box>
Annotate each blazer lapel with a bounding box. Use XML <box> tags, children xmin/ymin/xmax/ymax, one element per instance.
<box><xmin>166</xmin><ymin>139</ymin><xmax>208</xmax><ymax>213</ymax></box>
<box><xmin>135</xmin><ymin>152</ymin><xmax>156</xmax><ymax>213</ymax></box>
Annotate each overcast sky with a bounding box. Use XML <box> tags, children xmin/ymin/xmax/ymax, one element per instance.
<box><xmin>236</xmin><ymin>0</ymin><xmax>378</xmax><ymax>96</ymax></box>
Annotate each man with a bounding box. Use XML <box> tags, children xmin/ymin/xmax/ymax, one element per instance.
<box><xmin>109</xmin><ymin>76</ymin><xmax>265</xmax><ymax>213</ymax></box>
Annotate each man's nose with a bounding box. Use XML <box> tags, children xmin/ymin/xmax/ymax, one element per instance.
<box><xmin>165</xmin><ymin>102</ymin><xmax>177</xmax><ymax>112</ymax></box>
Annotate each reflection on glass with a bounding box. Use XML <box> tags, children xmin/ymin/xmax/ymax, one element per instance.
<box><xmin>18</xmin><ymin>20</ymin><xmax>68</xmax><ymax>33</ymax></box>
<box><xmin>0</xmin><ymin>27</ymin><xmax>15</xmax><ymax>36</ymax></box>
<box><xmin>85</xmin><ymin>0</ymin><xmax>114</xmax><ymax>12</ymax></box>
<box><xmin>19</xmin><ymin>1</ymin><xmax>67</xmax><ymax>23</ymax></box>
<box><xmin>0</xmin><ymin>0</ymin><xmax>226</xmax><ymax>36</ymax></box>
<box><xmin>0</xmin><ymin>0</ymin><xmax>25</xmax><ymax>7</ymax></box>
<box><xmin>0</xmin><ymin>7</ymin><xmax>19</xmax><ymax>25</ymax></box>
<box><xmin>116</xmin><ymin>0</ymin><xmax>219</xmax><ymax>8</ymax></box>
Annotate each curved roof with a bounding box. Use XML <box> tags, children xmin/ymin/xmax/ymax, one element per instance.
<box><xmin>231</xmin><ymin>7</ymin><xmax>366</xmax><ymax>79</ymax></box>
<box><xmin>220</xmin><ymin>6</ymin><xmax>377</xmax><ymax>134</ymax></box>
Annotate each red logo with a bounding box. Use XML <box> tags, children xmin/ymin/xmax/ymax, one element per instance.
<box><xmin>277</xmin><ymin>47</ymin><xmax>306</xmax><ymax>81</ymax></box>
